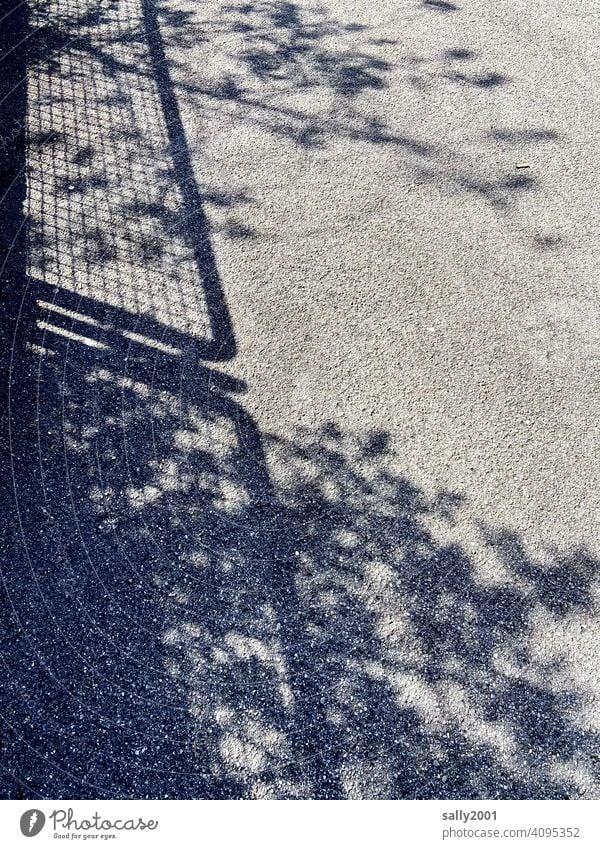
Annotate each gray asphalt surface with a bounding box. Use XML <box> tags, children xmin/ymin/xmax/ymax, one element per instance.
<box><xmin>0</xmin><ymin>0</ymin><xmax>599</xmax><ymax>798</ymax></box>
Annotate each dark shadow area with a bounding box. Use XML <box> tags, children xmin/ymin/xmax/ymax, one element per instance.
<box><xmin>0</xmin><ymin>0</ymin><xmax>595</xmax><ymax>800</ymax></box>
<box><xmin>490</xmin><ymin>128</ymin><xmax>559</xmax><ymax>144</ymax></box>
<box><xmin>446</xmin><ymin>70</ymin><xmax>507</xmax><ymax>89</ymax></box>
<box><xmin>424</xmin><ymin>0</ymin><xmax>459</xmax><ymax>12</ymax></box>
<box><xmin>0</xmin><ymin>0</ymin><xmax>33</xmax><ymax>804</ymax></box>
<box><xmin>3</xmin><ymin>275</ymin><xmax>599</xmax><ymax>799</ymax></box>
<box><xmin>0</xmin><ymin>0</ymin><xmax>28</xmax><ymax>377</ymax></box>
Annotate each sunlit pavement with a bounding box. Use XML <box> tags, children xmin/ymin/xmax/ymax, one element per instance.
<box><xmin>0</xmin><ymin>0</ymin><xmax>599</xmax><ymax>798</ymax></box>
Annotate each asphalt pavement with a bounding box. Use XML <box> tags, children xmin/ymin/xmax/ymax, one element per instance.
<box><xmin>0</xmin><ymin>0</ymin><xmax>599</xmax><ymax>798</ymax></box>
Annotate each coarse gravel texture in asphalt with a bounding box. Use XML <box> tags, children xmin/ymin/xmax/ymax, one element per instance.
<box><xmin>0</xmin><ymin>0</ymin><xmax>599</xmax><ymax>799</ymax></box>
